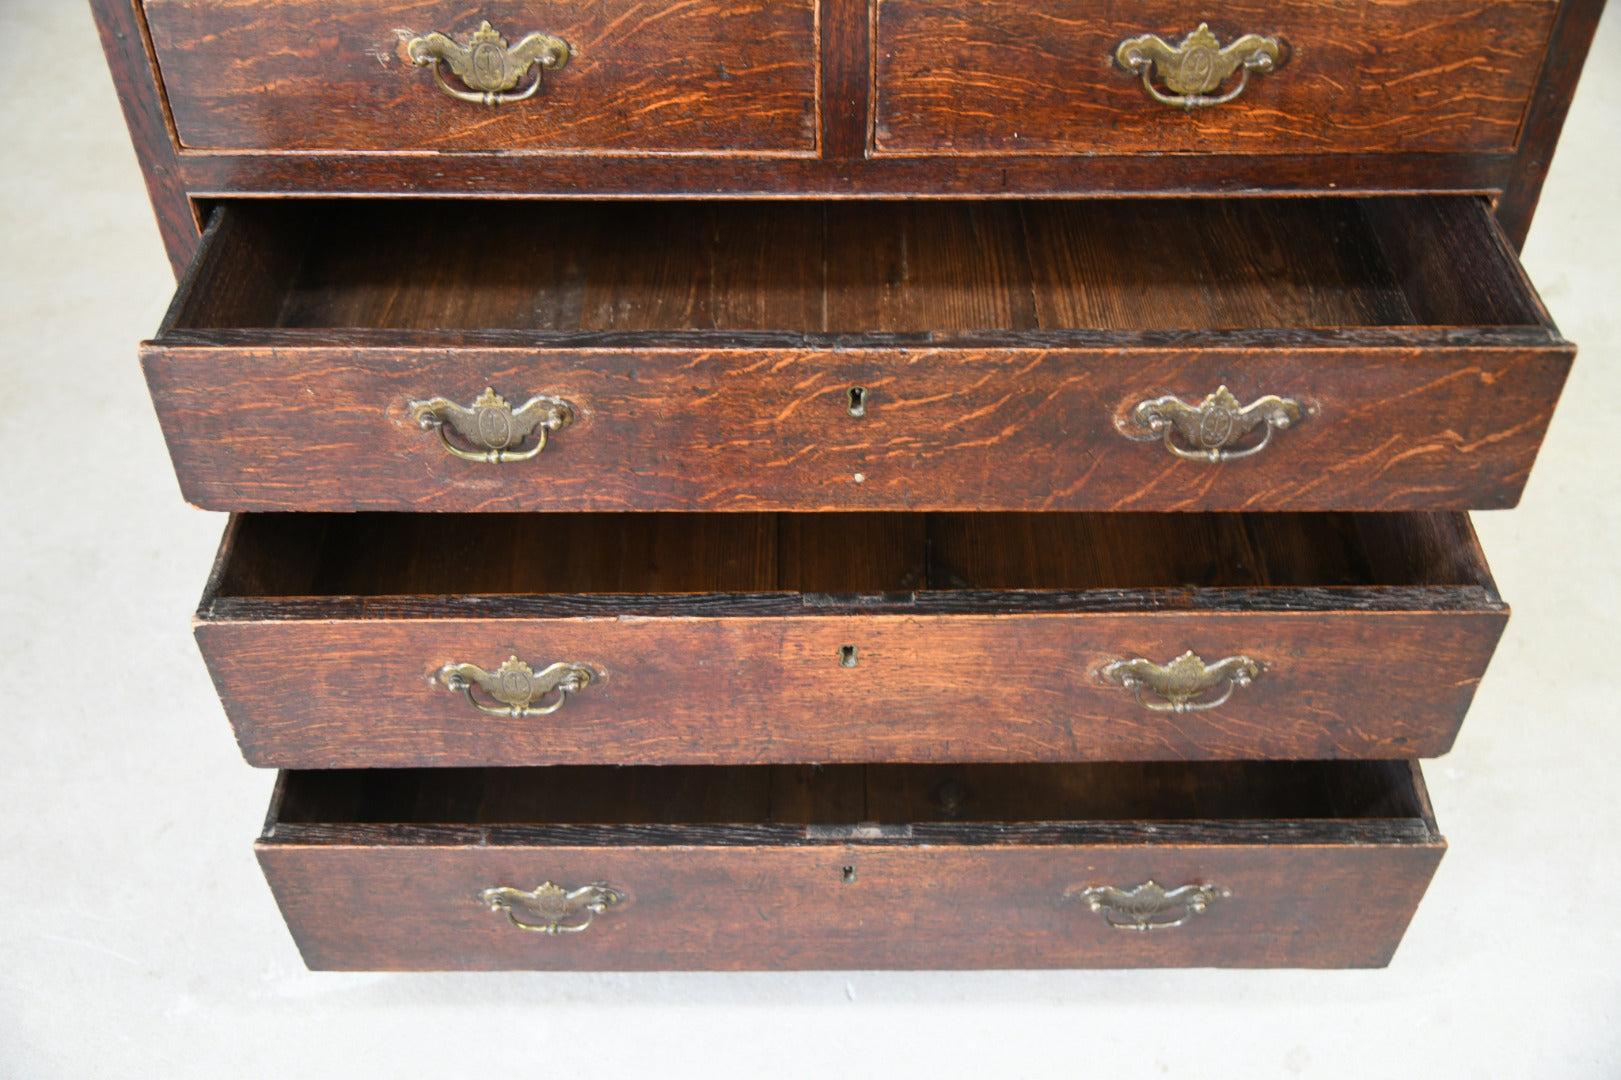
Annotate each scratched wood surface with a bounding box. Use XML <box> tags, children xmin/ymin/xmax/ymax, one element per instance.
<box><xmin>875</xmin><ymin>0</ymin><xmax>1559</xmax><ymax>156</ymax></box>
<box><xmin>194</xmin><ymin>511</ymin><xmax>1506</xmax><ymax>767</ymax></box>
<box><xmin>256</xmin><ymin>760</ymin><xmax>1444</xmax><ymax>969</ymax></box>
<box><xmin>93</xmin><ymin>0</ymin><xmax>1602</xmax><ymax>276</ymax></box>
<box><xmin>142</xmin><ymin>0</ymin><xmax>819</xmax><ymax>153</ymax></box>
<box><xmin>82</xmin><ymin>0</ymin><xmax>1590</xmax><ymax>975</ymax></box>
<box><xmin>143</xmin><ymin>197</ymin><xmax>1571</xmax><ymax>512</ymax></box>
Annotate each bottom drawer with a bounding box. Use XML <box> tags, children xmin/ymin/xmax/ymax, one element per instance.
<box><xmin>258</xmin><ymin>760</ymin><xmax>1444</xmax><ymax>970</ymax></box>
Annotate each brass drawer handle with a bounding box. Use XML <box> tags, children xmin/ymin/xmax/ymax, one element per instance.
<box><xmin>1066</xmin><ymin>880</ymin><xmax>1226</xmax><ymax>932</ymax></box>
<box><xmin>407</xmin><ymin>21</ymin><xmax>570</xmax><ymax>107</ymax></box>
<box><xmin>409</xmin><ymin>388</ymin><xmax>575</xmax><ymax>464</ymax></box>
<box><xmin>1130</xmin><ymin>386</ymin><xmax>1301</xmax><ymax>462</ymax></box>
<box><xmin>480</xmin><ymin>882</ymin><xmax>624</xmax><ymax>934</ymax></box>
<box><xmin>1103</xmin><ymin>651</ymin><xmax>1259</xmax><ymax>713</ymax></box>
<box><xmin>440</xmin><ymin>656</ymin><xmax>594</xmax><ymax>717</ymax></box>
<box><xmin>1116</xmin><ymin>24</ymin><xmax>1280</xmax><ymax>108</ymax></box>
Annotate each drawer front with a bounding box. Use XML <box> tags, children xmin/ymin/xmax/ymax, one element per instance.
<box><xmin>145</xmin><ymin>342</ymin><xmax>1570</xmax><ymax>512</ymax></box>
<box><xmin>874</xmin><ymin>0</ymin><xmax>1557</xmax><ymax>156</ymax></box>
<box><xmin>145</xmin><ymin>197</ymin><xmax>1573</xmax><ymax>513</ymax></box>
<box><xmin>258</xmin><ymin>838</ymin><xmax>1442</xmax><ymax>969</ymax></box>
<box><xmin>262</xmin><ymin>843</ymin><xmax>1445</xmax><ymax>972</ymax></box>
<box><xmin>143</xmin><ymin>0</ymin><xmax>818</xmax><ymax>153</ymax></box>
<box><xmin>200</xmin><ymin>607</ymin><xmax>1505</xmax><ymax>768</ymax></box>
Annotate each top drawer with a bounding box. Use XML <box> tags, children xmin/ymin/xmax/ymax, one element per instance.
<box><xmin>143</xmin><ymin>196</ymin><xmax>1571</xmax><ymax>513</ymax></box>
<box><xmin>875</xmin><ymin>0</ymin><xmax>1558</xmax><ymax>156</ymax></box>
<box><xmin>142</xmin><ymin>0</ymin><xmax>819</xmax><ymax>153</ymax></box>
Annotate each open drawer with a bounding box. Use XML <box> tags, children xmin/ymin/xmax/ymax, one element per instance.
<box><xmin>144</xmin><ymin>196</ymin><xmax>1571</xmax><ymax>513</ymax></box>
<box><xmin>258</xmin><ymin>760</ymin><xmax>1445</xmax><ymax>970</ymax></box>
<box><xmin>197</xmin><ymin>510</ymin><xmax>1506</xmax><ymax>767</ymax></box>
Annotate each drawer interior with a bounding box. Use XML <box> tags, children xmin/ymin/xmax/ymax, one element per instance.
<box><xmin>215</xmin><ymin>511</ymin><xmax>1493</xmax><ymax>598</ymax></box>
<box><xmin>169</xmin><ymin>197</ymin><xmax>1548</xmax><ymax>336</ymax></box>
<box><xmin>272</xmin><ymin>760</ymin><xmax>1433</xmax><ymax>830</ymax></box>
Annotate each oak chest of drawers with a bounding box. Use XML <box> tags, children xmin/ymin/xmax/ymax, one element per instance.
<box><xmin>95</xmin><ymin>0</ymin><xmax>1603</xmax><ymax>968</ymax></box>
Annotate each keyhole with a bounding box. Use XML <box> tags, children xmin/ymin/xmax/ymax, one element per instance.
<box><xmin>847</xmin><ymin>386</ymin><xmax>868</xmax><ymax>418</ymax></box>
<box><xmin>841</xmin><ymin>865</ymin><xmax>857</xmax><ymax>883</ymax></box>
<box><xmin>840</xmin><ymin>645</ymin><xmax>859</xmax><ymax>668</ymax></box>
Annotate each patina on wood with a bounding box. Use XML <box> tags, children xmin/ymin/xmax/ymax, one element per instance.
<box><xmin>874</xmin><ymin>0</ymin><xmax>1558</xmax><ymax>156</ymax></box>
<box><xmin>89</xmin><ymin>0</ymin><xmax>1603</xmax><ymax>273</ymax></box>
<box><xmin>78</xmin><ymin>0</ymin><xmax>1599</xmax><ymax>975</ymax></box>
<box><xmin>1495</xmin><ymin>0</ymin><xmax>1607</xmax><ymax>247</ymax></box>
<box><xmin>88</xmin><ymin>0</ymin><xmax>196</xmax><ymax>274</ymax></box>
<box><xmin>196</xmin><ymin>511</ymin><xmax>1506</xmax><ymax>767</ymax></box>
<box><xmin>142</xmin><ymin>0</ymin><xmax>820</xmax><ymax>153</ymax></box>
<box><xmin>258</xmin><ymin>760</ymin><xmax>1445</xmax><ymax>969</ymax></box>
<box><xmin>143</xmin><ymin>197</ymin><xmax>1571</xmax><ymax>512</ymax></box>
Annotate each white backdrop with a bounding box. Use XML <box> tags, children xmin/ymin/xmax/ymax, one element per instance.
<box><xmin>1</xmin><ymin>1</ymin><xmax>1616</xmax><ymax>1074</ymax></box>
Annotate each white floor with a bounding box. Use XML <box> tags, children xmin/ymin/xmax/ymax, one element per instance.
<box><xmin>2</xmin><ymin>2</ymin><xmax>1617</xmax><ymax>1075</ymax></box>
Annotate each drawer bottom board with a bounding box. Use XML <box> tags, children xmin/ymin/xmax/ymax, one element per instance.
<box><xmin>258</xmin><ymin>761</ymin><xmax>1444</xmax><ymax>970</ymax></box>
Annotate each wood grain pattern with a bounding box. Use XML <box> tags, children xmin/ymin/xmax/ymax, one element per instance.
<box><xmin>145</xmin><ymin>337</ymin><xmax>1569</xmax><ymax>512</ymax></box>
<box><xmin>142</xmin><ymin>197</ymin><xmax>1572</xmax><ymax>513</ymax></box>
<box><xmin>203</xmin><ymin>509</ymin><xmax>1499</xmax><ymax>597</ymax></box>
<box><xmin>1496</xmin><ymin>0</ymin><xmax>1608</xmax><ymax>247</ymax></box>
<box><xmin>256</xmin><ymin>198</ymin><xmax>1429</xmax><ymax>332</ymax></box>
<box><xmin>91</xmin><ymin>0</ymin><xmax>1602</xmax><ymax>278</ymax></box>
<box><xmin>174</xmin><ymin>145</ymin><xmax>1517</xmax><ymax>198</ymax></box>
<box><xmin>819</xmin><ymin>0</ymin><xmax>871</xmax><ymax>158</ymax></box>
<box><xmin>143</xmin><ymin>0</ymin><xmax>819</xmax><ymax>153</ymax></box>
<box><xmin>194</xmin><ymin>511</ymin><xmax>1506</xmax><ymax>767</ymax></box>
<box><xmin>82</xmin><ymin>0</ymin><xmax>1597</xmax><ymax>976</ymax></box>
<box><xmin>874</xmin><ymin>0</ymin><xmax>1558</xmax><ymax>156</ymax></box>
<box><xmin>89</xmin><ymin>0</ymin><xmax>196</xmax><ymax>276</ymax></box>
<box><xmin>256</xmin><ymin>760</ymin><xmax>1444</xmax><ymax>969</ymax></box>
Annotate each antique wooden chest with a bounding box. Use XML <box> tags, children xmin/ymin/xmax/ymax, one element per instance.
<box><xmin>94</xmin><ymin>0</ymin><xmax>1603</xmax><ymax>968</ymax></box>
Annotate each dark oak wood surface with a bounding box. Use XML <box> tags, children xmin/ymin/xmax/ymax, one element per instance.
<box><xmin>89</xmin><ymin>0</ymin><xmax>196</xmax><ymax>275</ymax></box>
<box><xmin>189</xmin><ymin>197</ymin><xmax>1466</xmax><ymax>332</ymax></box>
<box><xmin>90</xmin><ymin>0</ymin><xmax>1604</xmax><ymax>273</ymax></box>
<box><xmin>196</xmin><ymin>511</ymin><xmax>1506</xmax><ymax>767</ymax></box>
<box><xmin>1496</xmin><ymin>0</ymin><xmax>1607</xmax><ymax>247</ymax></box>
<box><xmin>143</xmin><ymin>0</ymin><xmax>819</xmax><ymax>154</ymax></box>
<box><xmin>177</xmin><ymin>146</ymin><xmax>1520</xmax><ymax>201</ymax></box>
<box><xmin>143</xmin><ymin>197</ymin><xmax>1570</xmax><ymax>512</ymax></box>
<box><xmin>84</xmin><ymin>0</ymin><xmax>1597</xmax><ymax>974</ymax></box>
<box><xmin>876</xmin><ymin>0</ymin><xmax>1557</xmax><ymax>157</ymax></box>
<box><xmin>257</xmin><ymin>760</ymin><xmax>1444</xmax><ymax>969</ymax></box>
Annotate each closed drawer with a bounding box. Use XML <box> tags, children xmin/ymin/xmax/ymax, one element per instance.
<box><xmin>142</xmin><ymin>0</ymin><xmax>817</xmax><ymax>153</ymax></box>
<box><xmin>874</xmin><ymin>0</ymin><xmax>1557</xmax><ymax>156</ymax></box>
<box><xmin>144</xmin><ymin>196</ymin><xmax>1570</xmax><ymax>513</ymax></box>
<box><xmin>258</xmin><ymin>760</ymin><xmax>1445</xmax><ymax>969</ymax></box>
<box><xmin>197</xmin><ymin>510</ymin><xmax>1505</xmax><ymax>767</ymax></box>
